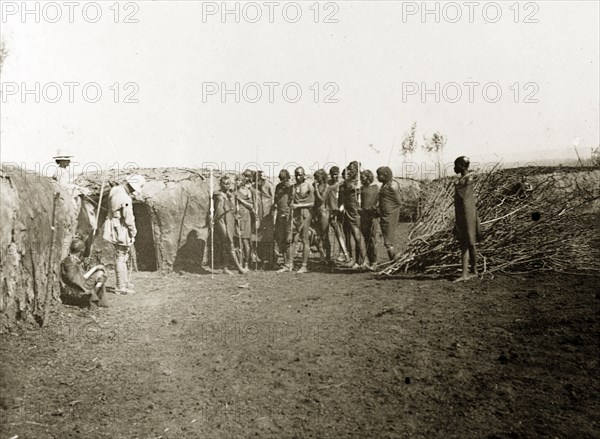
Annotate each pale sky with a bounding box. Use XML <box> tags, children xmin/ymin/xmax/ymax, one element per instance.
<box><xmin>1</xmin><ymin>1</ymin><xmax>598</xmax><ymax>178</ymax></box>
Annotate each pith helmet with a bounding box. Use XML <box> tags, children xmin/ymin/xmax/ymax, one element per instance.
<box><xmin>53</xmin><ymin>149</ymin><xmax>73</xmax><ymax>160</ymax></box>
<box><xmin>125</xmin><ymin>174</ymin><xmax>146</xmax><ymax>193</ymax></box>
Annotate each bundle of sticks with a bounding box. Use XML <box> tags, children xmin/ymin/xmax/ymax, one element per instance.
<box><xmin>379</xmin><ymin>166</ymin><xmax>600</xmax><ymax>276</ymax></box>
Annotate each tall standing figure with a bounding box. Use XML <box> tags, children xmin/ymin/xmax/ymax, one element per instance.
<box><xmin>453</xmin><ymin>156</ymin><xmax>481</xmax><ymax>282</ymax></box>
<box><xmin>312</xmin><ymin>169</ymin><xmax>331</xmax><ymax>263</ymax></box>
<box><xmin>256</xmin><ymin>171</ymin><xmax>275</xmax><ymax>269</ymax></box>
<box><xmin>360</xmin><ymin>169</ymin><xmax>379</xmax><ymax>269</ymax></box>
<box><xmin>376</xmin><ymin>166</ymin><xmax>402</xmax><ymax>261</ymax></box>
<box><xmin>103</xmin><ymin>174</ymin><xmax>145</xmax><ymax>295</ymax></box>
<box><xmin>340</xmin><ymin>161</ymin><xmax>366</xmax><ymax>268</ymax></box>
<box><xmin>273</xmin><ymin>170</ymin><xmax>294</xmax><ymax>272</ymax></box>
<box><xmin>235</xmin><ymin>175</ymin><xmax>254</xmax><ymax>271</ymax></box>
<box><xmin>214</xmin><ymin>176</ymin><xmax>248</xmax><ymax>275</ymax></box>
<box><xmin>290</xmin><ymin>167</ymin><xmax>315</xmax><ymax>274</ymax></box>
<box><xmin>326</xmin><ymin>166</ymin><xmax>350</xmax><ymax>263</ymax></box>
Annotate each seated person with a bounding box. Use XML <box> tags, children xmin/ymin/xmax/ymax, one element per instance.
<box><xmin>60</xmin><ymin>238</ymin><xmax>108</xmax><ymax>309</ymax></box>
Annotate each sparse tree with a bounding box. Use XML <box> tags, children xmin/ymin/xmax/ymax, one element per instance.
<box><xmin>0</xmin><ymin>39</ymin><xmax>7</xmax><ymax>75</ymax></box>
<box><xmin>422</xmin><ymin>131</ymin><xmax>447</xmax><ymax>178</ymax></box>
<box><xmin>401</xmin><ymin>122</ymin><xmax>418</xmax><ymax>157</ymax></box>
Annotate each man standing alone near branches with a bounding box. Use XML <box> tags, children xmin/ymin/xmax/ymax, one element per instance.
<box><xmin>376</xmin><ymin>166</ymin><xmax>402</xmax><ymax>262</ymax></box>
<box><xmin>453</xmin><ymin>156</ymin><xmax>481</xmax><ymax>282</ymax></box>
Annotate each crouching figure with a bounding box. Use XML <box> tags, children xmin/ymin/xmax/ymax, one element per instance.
<box><xmin>60</xmin><ymin>238</ymin><xmax>108</xmax><ymax>309</ymax></box>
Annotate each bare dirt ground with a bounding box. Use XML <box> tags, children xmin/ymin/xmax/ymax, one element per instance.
<box><xmin>1</xmin><ymin>262</ymin><xmax>599</xmax><ymax>439</ymax></box>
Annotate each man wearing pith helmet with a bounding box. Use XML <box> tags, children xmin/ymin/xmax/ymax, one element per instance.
<box><xmin>103</xmin><ymin>174</ymin><xmax>145</xmax><ymax>295</ymax></box>
<box><xmin>52</xmin><ymin>148</ymin><xmax>74</xmax><ymax>187</ymax></box>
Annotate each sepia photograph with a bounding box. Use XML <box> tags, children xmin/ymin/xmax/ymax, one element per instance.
<box><xmin>0</xmin><ymin>1</ymin><xmax>599</xmax><ymax>438</ymax></box>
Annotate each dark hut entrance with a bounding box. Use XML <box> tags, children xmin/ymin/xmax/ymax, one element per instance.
<box><xmin>133</xmin><ymin>203</ymin><xmax>158</xmax><ymax>272</ymax></box>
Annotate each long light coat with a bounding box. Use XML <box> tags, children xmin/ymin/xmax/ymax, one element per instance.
<box><xmin>103</xmin><ymin>185</ymin><xmax>137</xmax><ymax>246</ymax></box>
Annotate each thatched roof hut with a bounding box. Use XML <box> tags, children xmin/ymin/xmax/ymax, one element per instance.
<box><xmin>1</xmin><ymin>164</ymin><xmax>77</xmax><ymax>329</ymax></box>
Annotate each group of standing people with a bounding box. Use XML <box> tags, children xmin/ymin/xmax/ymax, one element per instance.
<box><xmin>211</xmin><ymin>162</ymin><xmax>405</xmax><ymax>274</ymax></box>
<box><xmin>57</xmin><ymin>153</ymin><xmax>482</xmax><ymax>310</ymax></box>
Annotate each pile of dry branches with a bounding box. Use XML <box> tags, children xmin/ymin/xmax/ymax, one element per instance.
<box><xmin>379</xmin><ymin>167</ymin><xmax>600</xmax><ymax>276</ymax></box>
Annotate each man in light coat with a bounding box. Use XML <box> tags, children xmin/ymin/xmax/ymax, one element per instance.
<box><xmin>103</xmin><ymin>174</ymin><xmax>145</xmax><ymax>294</ymax></box>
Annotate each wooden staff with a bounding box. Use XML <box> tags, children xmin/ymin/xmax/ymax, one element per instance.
<box><xmin>209</xmin><ymin>169</ymin><xmax>214</xmax><ymax>278</ymax></box>
<box><xmin>254</xmin><ymin>169</ymin><xmax>259</xmax><ymax>271</ymax></box>
<box><xmin>86</xmin><ymin>167</ymin><xmax>107</xmax><ymax>262</ymax></box>
<box><xmin>42</xmin><ymin>192</ymin><xmax>60</xmax><ymax>327</ymax></box>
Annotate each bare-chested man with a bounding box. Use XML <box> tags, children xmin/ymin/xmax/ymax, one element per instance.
<box><xmin>290</xmin><ymin>167</ymin><xmax>315</xmax><ymax>273</ymax></box>
<box><xmin>340</xmin><ymin>161</ymin><xmax>366</xmax><ymax>268</ymax></box>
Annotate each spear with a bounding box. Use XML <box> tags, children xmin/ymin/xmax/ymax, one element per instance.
<box><xmin>255</xmin><ymin>146</ymin><xmax>259</xmax><ymax>271</ymax></box>
<box><xmin>209</xmin><ymin>168</ymin><xmax>214</xmax><ymax>279</ymax></box>
<box><xmin>87</xmin><ymin>166</ymin><xmax>107</xmax><ymax>260</ymax></box>
<box><xmin>387</xmin><ymin>137</ymin><xmax>397</xmax><ymax>167</ymax></box>
<box><xmin>42</xmin><ymin>192</ymin><xmax>60</xmax><ymax>327</ymax></box>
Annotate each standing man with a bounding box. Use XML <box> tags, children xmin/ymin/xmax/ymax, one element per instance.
<box><xmin>235</xmin><ymin>175</ymin><xmax>254</xmax><ymax>271</ymax></box>
<box><xmin>340</xmin><ymin>161</ymin><xmax>366</xmax><ymax>268</ymax></box>
<box><xmin>453</xmin><ymin>156</ymin><xmax>481</xmax><ymax>282</ymax></box>
<box><xmin>360</xmin><ymin>170</ymin><xmax>379</xmax><ymax>269</ymax></box>
<box><xmin>256</xmin><ymin>171</ymin><xmax>275</xmax><ymax>269</ymax></box>
<box><xmin>51</xmin><ymin>149</ymin><xmax>96</xmax><ymax>258</ymax></box>
<box><xmin>376</xmin><ymin>166</ymin><xmax>403</xmax><ymax>261</ymax></box>
<box><xmin>242</xmin><ymin>169</ymin><xmax>260</xmax><ymax>265</ymax></box>
<box><xmin>273</xmin><ymin>169</ymin><xmax>294</xmax><ymax>272</ymax></box>
<box><xmin>214</xmin><ymin>175</ymin><xmax>248</xmax><ymax>275</ymax></box>
<box><xmin>52</xmin><ymin>149</ymin><xmax>94</xmax><ymax>223</ymax></box>
<box><xmin>312</xmin><ymin>169</ymin><xmax>331</xmax><ymax>263</ymax></box>
<box><xmin>326</xmin><ymin>166</ymin><xmax>350</xmax><ymax>263</ymax></box>
<box><xmin>52</xmin><ymin>149</ymin><xmax>75</xmax><ymax>187</ymax></box>
<box><xmin>102</xmin><ymin>174</ymin><xmax>145</xmax><ymax>295</ymax></box>
<box><xmin>290</xmin><ymin>167</ymin><xmax>315</xmax><ymax>273</ymax></box>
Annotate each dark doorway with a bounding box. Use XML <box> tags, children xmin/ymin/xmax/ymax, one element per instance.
<box><xmin>132</xmin><ymin>203</ymin><xmax>158</xmax><ymax>271</ymax></box>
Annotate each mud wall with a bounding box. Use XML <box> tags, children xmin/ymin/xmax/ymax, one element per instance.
<box><xmin>1</xmin><ymin>164</ymin><xmax>77</xmax><ymax>329</ymax></box>
<box><xmin>79</xmin><ymin>168</ymin><xmax>220</xmax><ymax>272</ymax></box>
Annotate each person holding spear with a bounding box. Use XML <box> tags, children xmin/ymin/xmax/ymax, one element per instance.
<box><xmin>312</xmin><ymin>169</ymin><xmax>331</xmax><ymax>263</ymax></box>
<box><xmin>326</xmin><ymin>166</ymin><xmax>350</xmax><ymax>264</ymax></box>
<box><xmin>340</xmin><ymin>161</ymin><xmax>366</xmax><ymax>269</ymax></box>
<box><xmin>289</xmin><ymin>167</ymin><xmax>315</xmax><ymax>274</ymax></box>
<box><xmin>214</xmin><ymin>175</ymin><xmax>248</xmax><ymax>275</ymax></box>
